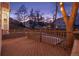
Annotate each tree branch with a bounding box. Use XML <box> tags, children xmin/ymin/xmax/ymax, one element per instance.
<box><xmin>59</xmin><ymin>2</ymin><xmax>68</xmax><ymax>25</ymax></box>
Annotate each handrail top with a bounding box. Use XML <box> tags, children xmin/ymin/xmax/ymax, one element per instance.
<box><xmin>73</xmin><ymin>31</ymin><xmax>79</xmax><ymax>34</ymax></box>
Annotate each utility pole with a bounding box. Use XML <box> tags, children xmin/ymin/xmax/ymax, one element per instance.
<box><xmin>53</xmin><ymin>2</ymin><xmax>58</xmax><ymax>21</ymax></box>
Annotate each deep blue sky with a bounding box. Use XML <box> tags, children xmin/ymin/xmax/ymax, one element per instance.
<box><xmin>10</xmin><ymin>2</ymin><xmax>72</xmax><ymax>18</ymax></box>
<box><xmin>10</xmin><ymin>2</ymin><xmax>56</xmax><ymax>19</ymax></box>
<box><xmin>10</xmin><ymin>2</ymin><xmax>79</xmax><ymax>24</ymax></box>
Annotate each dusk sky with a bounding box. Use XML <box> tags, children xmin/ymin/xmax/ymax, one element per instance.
<box><xmin>10</xmin><ymin>2</ymin><xmax>72</xmax><ymax>18</ymax></box>
<box><xmin>10</xmin><ymin>2</ymin><xmax>79</xmax><ymax>24</ymax></box>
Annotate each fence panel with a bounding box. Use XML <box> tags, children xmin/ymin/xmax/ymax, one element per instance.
<box><xmin>27</xmin><ymin>29</ymin><xmax>67</xmax><ymax>48</ymax></box>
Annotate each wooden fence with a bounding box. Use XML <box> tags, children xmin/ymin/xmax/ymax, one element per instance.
<box><xmin>27</xmin><ymin>29</ymin><xmax>67</xmax><ymax>48</ymax></box>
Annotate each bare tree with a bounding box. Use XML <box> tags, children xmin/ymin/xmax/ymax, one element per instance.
<box><xmin>29</xmin><ymin>8</ymin><xmax>35</xmax><ymax>28</ymax></box>
<box><xmin>15</xmin><ymin>5</ymin><xmax>27</xmax><ymax>26</ymax></box>
<box><xmin>59</xmin><ymin>2</ymin><xmax>79</xmax><ymax>48</ymax></box>
<box><xmin>35</xmin><ymin>10</ymin><xmax>40</xmax><ymax>22</ymax></box>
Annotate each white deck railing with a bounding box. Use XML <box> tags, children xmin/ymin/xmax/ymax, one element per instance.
<box><xmin>27</xmin><ymin>29</ymin><xmax>67</xmax><ymax>46</ymax></box>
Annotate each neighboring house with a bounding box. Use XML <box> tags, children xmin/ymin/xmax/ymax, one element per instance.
<box><xmin>53</xmin><ymin>16</ymin><xmax>79</xmax><ymax>30</ymax></box>
<box><xmin>53</xmin><ymin>17</ymin><xmax>66</xmax><ymax>30</ymax></box>
<box><xmin>0</xmin><ymin>2</ymin><xmax>10</xmax><ymax>34</ymax></box>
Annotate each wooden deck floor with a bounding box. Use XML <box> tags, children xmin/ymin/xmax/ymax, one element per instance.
<box><xmin>1</xmin><ymin>36</ymin><xmax>71</xmax><ymax>56</ymax></box>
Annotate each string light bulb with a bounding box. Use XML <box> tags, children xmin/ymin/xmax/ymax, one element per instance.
<box><xmin>59</xmin><ymin>2</ymin><xmax>63</xmax><ymax>6</ymax></box>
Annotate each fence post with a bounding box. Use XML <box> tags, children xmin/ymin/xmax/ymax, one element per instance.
<box><xmin>0</xmin><ymin>29</ymin><xmax>2</xmax><ymax>55</ymax></box>
<box><xmin>40</xmin><ymin>29</ymin><xmax>42</xmax><ymax>42</ymax></box>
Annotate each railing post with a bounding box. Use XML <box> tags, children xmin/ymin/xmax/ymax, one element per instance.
<box><xmin>0</xmin><ymin>29</ymin><xmax>2</xmax><ymax>56</ymax></box>
<box><xmin>40</xmin><ymin>29</ymin><xmax>42</xmax><ymax>42</ymax></box>
<box><xmin>62</xmin><ymin>32</ymin><xmax>63</xmax><ymax>39</ymax></box>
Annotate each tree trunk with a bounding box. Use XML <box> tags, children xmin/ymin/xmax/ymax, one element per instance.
<box><xmin>59</xmin><ymin>2</ymin><xmax>79</xmax><ymax>48</ymax></box>
<box><xmin>65</xmin><ymin>24</ymin><xmax>74</xmax><ymax>48</ymax></box>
